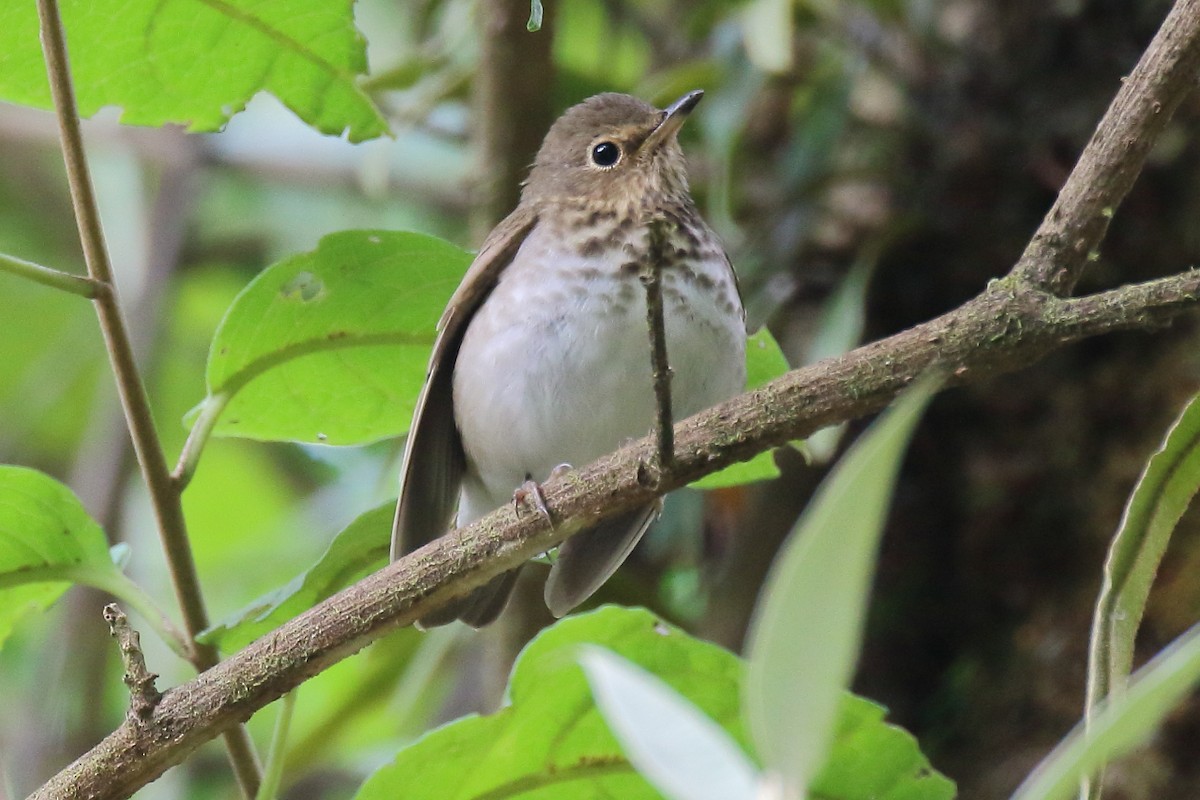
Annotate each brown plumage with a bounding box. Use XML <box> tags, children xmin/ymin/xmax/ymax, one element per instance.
<box><xmin>391</xmin><ymin>91</ymin><xmax>746</xmax><ymax>627</ymax></box>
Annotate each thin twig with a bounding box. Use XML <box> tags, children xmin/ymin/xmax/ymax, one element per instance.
<box><xmin>35</xmin><ymin>0</ymin><xmax>262</xmax><ymax>793</ymax></box>
<box><xmin>102</xmin><ymin>604</ymin><xmax>162</xmax><ymax>724</ymax></box>
<box><xmin>0</xmin><ymin>251</ymin><xmax>104</xmax><ymax>298</ymax></box>
<box><xmin>640</xmin><ymin>217</ymin><xmax>675</xmax><ymax>477</ymax></box>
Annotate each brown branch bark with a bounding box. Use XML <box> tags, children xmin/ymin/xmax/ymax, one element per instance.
<box><xmin>1011</xmin><ymin>0</ymin><xmax>1200</xmax><ymax>295</ymax></box>
<box><xmin>29</xmin><ymin>0</ymin><xmax>1200</xmax><ymax>797</ymax></box>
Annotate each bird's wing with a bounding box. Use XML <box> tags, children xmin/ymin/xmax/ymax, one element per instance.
<box><xmin>390</xmin><ymin>204</ymin><xmax>539</xmax><ymax>563</ymax></box>
<box><xmin>543</xmin><ymin>502</ymin><xmax>662</xmax><ymax>618</ymax></box>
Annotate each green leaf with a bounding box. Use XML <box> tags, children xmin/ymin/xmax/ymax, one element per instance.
<box><xmin>580</xmin><ymin>646</ymin><xmax>761</xmax><ymax>800</ymax></box>
<box><xmin>192</xmin><ymin>230</ymin><xmax>471</xmax><ymax>445</ymax></box>
<box><xmin>1081</xmin><ymin>389</ymin><xmax>1200</xmax><ymax>795</ymax></box>
<box><xmin>0</xmin><ymin>465</ymin><xmax>114</xmax><ymax>649</ymax></box>
<box><xmin>813</xmin><ymin>694</ymin><xmax>954</xmax><ymax>800</ymax></box>
<box><xmin>744</xmin><ymin>376</ymin><xmax>939</xmax><ymax>795</ymax></box>
<box><xmin>1087</xmin><ymin>390</ymin><xmax>1200</xmax><ymax>701</ymax></box>
<box><xmin>690</xmin><ymin>327</ymin><xmax>790</xmax><ymax>489</ymax></box>
<box><xmin>357</xmin><ymin>606</ymin><xmax>951</xmax><ymax>800</ymax></box>
<box><xmin>355</xmin><ymin>607</ymin><xmax>750</xmax><ymax>800</ymax></box>
<box><xmin>1013</xmin><ymin>622</ymin><xmax>1200</xmax><ymax>800</ymax></box>
<box><xmin>199</xmin><ymin>502</ymin><xmax>392</xmax><ymax>652</ymax></box>
<box><xmin>0</xmin><ymin>0</ymin><xmax>386</xmax><ymax>141</ymax></box>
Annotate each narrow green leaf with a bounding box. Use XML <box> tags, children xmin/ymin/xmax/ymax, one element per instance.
<box><xmin>1081</xmin><ymin>390</ymin><xmax>1200</xmax><ymax>797</ymax></box>
<box><xmin>0</xmin><ymin>465</ymin><xmax>115</xmax><ymax>649</ymax></box>
<box><xmin>1014</xmin><ymin>622</ymin><xmax>1200</xmax><ymax>800</ymax></box>
<box><xmin>580</xmin><ymin>646</ymin><xmax>761</xmax><ymax>800</ymax></box>
<box><xmin>199</xmin><ymin>502</ymin><xmax>392</xmax><ymax>651</ymax></box>
<box><xmin>1087</xmin><ymin>390</ymin><xmax>1200</xmax><ymax>706</ymax></box>
<box><xmin>744</xmin><ymin>376</ymin><xmax>939</xmax><ymax>794</ymax></box>
<box><xmin>691</xmin><ymin>327</ymin><xmax>790</xmax><ymax>489</ymax></box>
<box><xmin>191</xmin><ymin>230</ymin><xmax>471</xmax><ymax>445</ymax></box>
<box><xmin>256</xmin><ymin>690</ymin><xmax>299</xmax><ymax>800</ymax></box>
<box><xmin>0</xmin><ymin>0</ymin><xmax>386</xmax><ymax>141</ymax></box>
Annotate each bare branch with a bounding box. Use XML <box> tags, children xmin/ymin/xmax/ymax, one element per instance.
<box><xmin>103</xmin><ymin>604</ymin><xmax>162</xmax><ymax>724</ymax></box>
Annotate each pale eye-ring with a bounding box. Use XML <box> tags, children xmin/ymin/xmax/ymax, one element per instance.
<box><xmin>589</xmin><ymin>140</ymin><xmax>621</xmax><ymax>168</ymax></box>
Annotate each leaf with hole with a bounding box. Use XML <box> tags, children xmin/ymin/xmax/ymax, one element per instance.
<box><xmin>189</xmin><ymin>230</ymin><xmax>472</xmax><ymax>445</ymax></box>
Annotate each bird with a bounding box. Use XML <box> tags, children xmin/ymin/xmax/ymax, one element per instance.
<box><xmin>391</xmin><ymin>90</ymin><xmax>746</xmax><ymax>628</ymax></box>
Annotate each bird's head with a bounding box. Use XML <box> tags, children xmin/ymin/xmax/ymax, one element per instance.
<box><xmin>523</xmin><ymin>90</ymin><xmax>703</xmax><ymax>211</ymax></box>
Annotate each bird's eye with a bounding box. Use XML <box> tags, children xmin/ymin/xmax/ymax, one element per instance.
<box><xmin>589</xmin><ymin>141</ymin><xmax>621</xmax><ymax>168</ymax></box>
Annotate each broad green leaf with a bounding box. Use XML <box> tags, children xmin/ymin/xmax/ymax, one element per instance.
<box><xmin>191</xmin><ymin>230</ymin><xmax>471</xmax><ymax>445</ymax></box>
<box><xmin>815</xmin><ymin>694</ymin><xmax>955</xmax><ymax>800</ymax></box>
<box><xmin>691</xmin><ymin>327</ymin><xmax>790</xmax><ymax>489</ymax></box>
<box><xmin>0</xmin><ymin>465</ymin><xmax>114</xmax><ymax>648</ymax></box>
<box><xmin>356</xmin><ymin>606</ymin><xmax>952</xmax><ymax>800</ymax></box>
<box><xmin>744</xmin><ymin>377</ymin><xmax>939</xmax><ymax>795</ymax></box>
<box><xmin>580</xmin><ymin>647</ymin><xmax>761</xmax><ymax>800</ymax></box>
<box><xmin>1013</xmin><ymin>622</ymin><xmax>1200</xmax><ymax>800</ymax></box>
<box><xmin>0</xmin><ymin>0</ymin><xmax>386</xmax><ymax>141</ymax></box>
<box><xmin>199</xmin><ymin>502</ymin><xmax>392</xmax><ymax>652</ymax></box>
<box><xmin>355</xmin><ymin>607</ymin><xmax>747</xmax><ymax>800</ymax></box>
<box><xmin>1081</xmin><ymin>390</ymin><xmax>1200</xmax><ymax>797</ymax></box>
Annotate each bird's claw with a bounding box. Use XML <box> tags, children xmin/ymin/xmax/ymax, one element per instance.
<box><xmin>512</xmin><ymin>464</ymin><xmax>573</xmax><ymax>527</ymax></box>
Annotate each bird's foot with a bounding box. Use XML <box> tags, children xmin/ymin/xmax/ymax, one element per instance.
<box><xmin>513</xmin><ymin>464</ymin><xmax>573</xmax><ymax>527</ymax></box>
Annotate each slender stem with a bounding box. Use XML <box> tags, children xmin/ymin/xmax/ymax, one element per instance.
<box><xmin>640</xmin><ymin>218</ymin><xmax>675</xmax><ymax>477</ymax></box>
<box><xmin>0</xmin><ymin>251</ymin><xmax>104</xmax><ymax>297</ymax></box>
<box><xmin>172</xmin><ymin>393</ymin><xmax>230</xmax><ymax>489</ymax></box>
<box><xmin>255</xmin><ymin>691</ymin><xmax>298</xmax><ymax>800</ymax></box>
<box><xmin>35</xmin><ymin>0</ymin><xmax>262</xmax><ymax>794</ymax></box>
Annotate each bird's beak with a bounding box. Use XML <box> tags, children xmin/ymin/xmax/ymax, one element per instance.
<box><xmin>642</xmin><ymin>89</ymin><xmax>703</xmax><ymax>154</ymax></box>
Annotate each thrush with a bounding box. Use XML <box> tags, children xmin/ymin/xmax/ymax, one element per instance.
<box><xmin>391</xmin><ymin>90</ymin><xmax>746</xmax><ymax>627</ymax></box>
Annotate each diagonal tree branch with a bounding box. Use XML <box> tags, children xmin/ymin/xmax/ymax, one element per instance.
<box><xmin>29</xmin><ymin>0</ymin><xmax>1200</xmax><ymax>797</ymax></box>
<box><xmin>1012</xmin><ymin>0</ymin><xmax>1200</xmax><ymax>296</ymax></box>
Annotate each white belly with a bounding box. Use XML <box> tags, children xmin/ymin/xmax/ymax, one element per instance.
<box><xmin>452</xmin><ymin>227</ymin><xmax>745</xmax><ymax>522</ymax></box>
